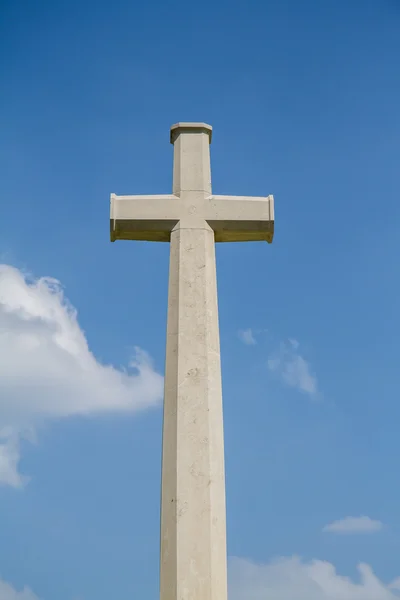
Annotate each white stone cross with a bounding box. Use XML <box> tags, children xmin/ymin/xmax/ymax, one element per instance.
<box><xmin>110</xmin><ymin>123</ymin><xmax>274</xmax><ymax>600</ymax></box>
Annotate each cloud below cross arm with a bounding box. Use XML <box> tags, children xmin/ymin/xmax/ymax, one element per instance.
<box><xmin>267</xmin><ymin>338</ymin><xmax>318</xmax><ymax>397</ymax></box>
<box><xmin>237</xmin><ymin>328</ymin><xmax>318</xmax><ymax>398</ymax></box>
<box><xmin>238</xmin><ymin>328</ymin><xmax>257</xmax><ymax>345</ymax></box>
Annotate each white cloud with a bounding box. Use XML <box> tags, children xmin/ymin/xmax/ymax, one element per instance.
<box><xmin>323</xmin><ymin>516</ymin><xmax>384</xmax><ymax>534</ymax></box>
<box><xmin>1</xmin><ymin>556</ymin><xmax>400</xmax><ymax>600</ymax></box>
<box><xmin>0</xmin><ymin>578</ymin><xmax>39</xmax><ymax>600</ymax></box>
<box><xmin>238</xmin><ymin>328</ymin><xmax>257</xmax><ymax>345</ymax></box>
<box><xmin>0</xmin><ymin>432</ymin><xmax>28</xmax><ymax>488</ymax></box>
<box><xmin>0</xmin><ymin>264</ymin><xmax>164</xmax><ymax>487</ymax></box>
<box><xmin>229</xmin><ymin>556</ymin><xmax>400</xmax><ymax>599</ymax></box>
<box><xmin>390</xmin><ymin>579</ymin><xmax>400</xmax><ymax>591</ymax></box>
<box><xmin>267</xmin><ymin>339</ymin><xmax>317</xmax><ymax>396</ymax></box>
<box><xmin>2</xmin><ymin>556</ymin><xmax>400</xmax><ymax>600</ymax></box>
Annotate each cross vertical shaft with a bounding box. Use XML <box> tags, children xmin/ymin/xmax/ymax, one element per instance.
<box><xmin>160</xmin><ymin>125</ymin><xmax>227</xmax><ymax>600</ymax></box>
<box><xmin>161</xmin><ymin>224</ymin><xmax>227</xmax><ymax>600</ymax></box>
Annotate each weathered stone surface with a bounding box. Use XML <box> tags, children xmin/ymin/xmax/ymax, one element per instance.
<box><xmin>160</xmin><ymin>222</ymin><xmax>227</xmax><ymax>600</ymax></box>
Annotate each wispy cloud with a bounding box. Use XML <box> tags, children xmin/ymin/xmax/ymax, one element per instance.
<box><xmin>267</xmin><ymin>339</ymin><xmax>317</xmax><ymax>397</ymax></box>
<box><xmin>0</xmin><ymin>264</ymin><xmax>164</xmax><ymax>487</ymax></box>
<box><xmin>3</xmin><ymin>554</ymin><xmax>400</xmax><ymax>600</ymax></box>
<box><xmin>323</xmin><ymin>516</ymin><xmax>383</xmax><ymax>534</ymax></box>
<box><xmin>0</xmin><ymin>577</ymin><xmax>39</xmax><ymax>599</ymax></box>
<box><xmin>238</xmin><ymin>328</ymin><xmax>257</xmax><ymax>345</ymax></box>
<box><xmin>229</xmin><ymin>556</ymin><xmax>400</xmax><ymax>599</ymax></box>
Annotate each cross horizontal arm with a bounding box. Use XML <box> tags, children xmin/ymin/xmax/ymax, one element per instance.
<box><xmin>205</xmin><ymin>195</ymin><xmax>274</xmax><ymax>243</ymax></box>
<box><xmin>110</xmin><ymin>193</ymin><xmax>180</xmax><ymax>242</ymax></box>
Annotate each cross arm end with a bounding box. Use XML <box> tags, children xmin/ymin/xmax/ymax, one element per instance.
<box><xmin>110</xmin><ymin>193</ymin><xmax>180</xmax><ymax>242</ymax></box>
<box><xmin>206</xmin><ymin>194</ymin><xmax>275</xmax><ymax>243</ymax></box>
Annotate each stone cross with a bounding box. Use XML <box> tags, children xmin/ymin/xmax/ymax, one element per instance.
<box><xmin>110</xmin><ymin>123</ymin><xmax>274</xmax><ymax>600</ymax></box>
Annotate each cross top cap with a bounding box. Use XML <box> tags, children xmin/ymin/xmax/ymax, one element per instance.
<box><xmin>170</xmin><ymin>122</ymin><xmax>213</xmax><ymax>144</ymax></box>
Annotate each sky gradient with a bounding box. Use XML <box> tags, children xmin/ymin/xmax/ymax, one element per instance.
<box><xmin>1</xmin><ymin>1</ymin><xmax>400</xmax><ymax>598</ymax></box>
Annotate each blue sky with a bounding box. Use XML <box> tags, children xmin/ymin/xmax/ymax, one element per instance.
<box><xmin>0</xmin><ymin>0</ymin><xmax>400</xmax><ymax>598</ymax></box>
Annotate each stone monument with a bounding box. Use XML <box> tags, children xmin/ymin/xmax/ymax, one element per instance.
<box><xmin>110</xmin><ymin>123</ymin><xmax>274</xmax><ymax>600</ymax></box>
